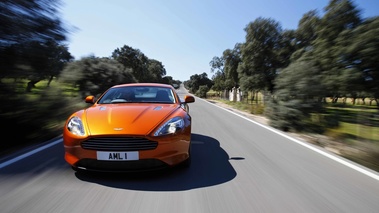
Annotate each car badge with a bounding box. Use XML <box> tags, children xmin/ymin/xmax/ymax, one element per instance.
<box><xmin>114</xmin><ymin>128</ymin><xmax>123</xmax><ymax>131</ymax></box>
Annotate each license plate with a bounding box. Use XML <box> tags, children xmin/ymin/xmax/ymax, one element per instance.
<box><xmin>97</xmin><ymin>151</ymin><xmax>139</xmax><ymax>161</ymax></box>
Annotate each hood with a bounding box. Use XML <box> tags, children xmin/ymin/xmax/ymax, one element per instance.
<box><xmin>84</xmin><ymin>103</ymin><xmax>178</xmax><ymax>135</ymax></box>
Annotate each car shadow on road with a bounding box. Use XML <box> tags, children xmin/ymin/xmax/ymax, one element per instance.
<box><xmin>75</xmin><ymin>133</ymin><xmax>237</xmax><ymax>191</ymax></box>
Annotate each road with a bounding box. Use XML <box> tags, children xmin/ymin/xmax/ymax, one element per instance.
<box><xmin>1</xmin><ymin>87</ymin><xmax>379</xmax><ymax>213</ymax></box>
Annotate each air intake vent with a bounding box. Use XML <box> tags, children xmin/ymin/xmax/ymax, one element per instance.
<box><xmin>81</xmin><ymin>137</ymin><xmax>158</xmax><ymax>151</ymax></box>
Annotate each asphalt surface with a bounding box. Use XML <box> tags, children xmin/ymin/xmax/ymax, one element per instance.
<box><xmin>1</xmin><ymin>87</ymin><xmax>379</xmax><ymax>213</ymax></box>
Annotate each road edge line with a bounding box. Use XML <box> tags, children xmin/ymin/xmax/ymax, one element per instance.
<box><xmin>0</xmin><ymin>138</ymin><xmax>63</xmax><ymax>169</ymax></box>
<box><xmin>202</xmin><ymin>98</ymin><xmax>379</xmax><ymax>181</ymax></box>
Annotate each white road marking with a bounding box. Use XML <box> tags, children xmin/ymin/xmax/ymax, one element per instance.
<box><xmin>202</xmin><ymin>98</ymin><xmax>379</xmax><ymax>181</ymax></box>
<box><xmin>0</xmin><ymin>138</ymin><xmax>62</xmax><ymax>169</ymax></box>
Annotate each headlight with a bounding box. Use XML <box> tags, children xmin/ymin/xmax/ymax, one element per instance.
<box><xmin>154</xmin><ymin>117</ymin><xmax>184</xmax><ymax>136</ymax></box>
<box><xmin>67</xmin><ymin>116</ymin><xmax>85</xmax><ymax>136</ymax></box>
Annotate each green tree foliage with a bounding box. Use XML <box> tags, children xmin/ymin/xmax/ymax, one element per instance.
<box><xmin>0</xmin><ymin>0</ymin><xmax>68</xmax><ymax>83</ymax></box>
<box><xmin>223</xmin><ymin>43</ymin><xmax>241</xmax><ymax>89</ymax></box>
<box><xmin>184</xmin><ymin>72</ymin><xmax>213</xmax><ymax>94</ymax></box>
<box><xmin>338</xmin><ymin>17</ymin><xmax>379</xmax><ymax>103</ymax></box>
<box><xmin>238</xmin><ymin>17</ymin><xmax>283</xmax><ymax>93</ymax></box>
<box><xmin>111</xmin><ymin>45</ymin><xmax>150</xmax><ymax>82</ymax></box>
<box><xmin>23</xmin><ymin>40</ymin><xmax>73</xmax><ymax>91</ymax></box>
<box><xmin>60</xmin><ymin>57</ymin><xmax>136</xmax><ymax>98</ymax></box>
<box><xmin>312</xmin><ymin>0</ymin><xmax>362</xmax><ymax>101</ymax></box>
<box><xmin>296</xmin><ymin>10</ymin><xmax>320</xmax><ymax>49</ymax></box>
<box><xmin>209</xmin><ymin>56</ymin><xmax>224</xmax><ymax>74</ymax></box>
<box><xmin>210</xmin><ymin>71</ymin><xmax>226</xmax><ymax>92</ymax></box>
<box><xmin>196</xmin><ymin>85</ymin><xmax>210</xmax><ymax>98</ymax></box>
<box><xmin>209</xmin><ymin>43</ymin><xmax>242</xmax><ymax>92</ymax></box>
<box><xmin>147</xmin><ymin>59</ymin><xmax>167</xmax><ymax>83</ymax></box>
<box><xmin>0</xmin><ymin>0</ymin><xmax>66</xmax><ymax>47</ymax></box>
<box><xmin>291</xmin><ymin>10</ymin><xmax>321</xmax><ymax>61</ymax></box>
<box><xmin>160</xmin><ymin>76</ymin><xmax>181</xmax><ymax>86</ymax></box>
<box><xmin>266</xmin><ymin>58</ymin><xmax>325</xmax><ymax>132</ymax></box>
<box><xmin>209</xmin><ymin>56</ymin><xmax>226</xmax><ymax>92</ymax></box>
<box><xmin>111</xmin><ymin>45</ymin><xmax>171</xmax><ymax>84</ymax></box>
<box><xmin>278</xmin><ymin>30</ymin><xmax>297</xmax><ymax>66</ymax></box>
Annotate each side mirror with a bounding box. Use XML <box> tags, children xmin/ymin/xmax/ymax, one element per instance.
<box><xmin>184</xmin><ymin>95</ymin><xmax>195</xmax><ymax>103</ymax></box>
<box><xmin>85</xmin><ymin>95</ymin><xmax>95</xmax><ymax>104</ymax></box>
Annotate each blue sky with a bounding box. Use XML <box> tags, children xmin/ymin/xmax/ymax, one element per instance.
<box><xmin>60</xmin><ymin>0</ymin><xmax>379</xmax><ymax>81</ymax></box>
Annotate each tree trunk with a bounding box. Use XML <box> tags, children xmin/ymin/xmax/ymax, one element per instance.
<box><xmin>26</xmin><ymin>80</ymin><xmax>40</xmax><ymax>92</ymax></box>
<box><xmin>47</xmin><ymin>75</ymin><xmax>54</xmax><ymax>87</ymax></box>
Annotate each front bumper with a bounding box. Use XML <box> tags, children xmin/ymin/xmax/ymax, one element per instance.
<box><xmin>73</xmin><ymin>158</ymin><xmax>169</xmax><ymax>172</ymax></box>
<box><xmin>64</xmin><ymin>135</ymin><xmax>190</xmax><ymax>172</ymax></box>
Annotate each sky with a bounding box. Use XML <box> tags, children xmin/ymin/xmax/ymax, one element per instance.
<box><xmin>59</xmin><ymin>0</ymin><xmax>379</xmax><ymax>81</ymax></box>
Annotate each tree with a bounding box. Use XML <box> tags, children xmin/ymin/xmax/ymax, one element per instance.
<box><xmin>209</xmin><ymin>56</ymin><xmax>224</xmax><ymax>74</ymax></box>
<box><xmin>338</xmin><ymin>16</ymin><xmax>379</xmax><ymax>105</ymax></box>
<box><xmin>0</xmin><ymin>0</ymin><xmax>67</xmax><ymax>76</ymax></box>
<box><xmin>185</xmin><ymin>72</ymin><xmax>213</xmax><ymax>94</ymax></box>
<box><xmin>60</xmin><ymin>57</ymin><xmax>136</xmax><ymax>98</ymax></box>
<box><xmin>209</xmin><ymin>56</ymin><xmax>226</xmax><ymax>92</ymax></box>
<box><xmin>277</xmin><ymin>29</ymin><xmax>297</xmax><ymax>69</ymax></box>
<box><xmin>44</xmin><ymin>41</ymin><xmax>74</xmax><ymax>86</ymax></box>
<box><xmin>312</xmin><ymin>0</ymin><xmax>362</xmax><ymax>101</ymax></box>
<box><xmin>0</xmin><ymin>0</ymin><xmax>70</xmax><ymax>91</ymax></box>
<box><xmin>209</xmin><ymin>43</ymin><xmax>241</xmax><ymax>92</ymax></box>
<box><xmin>238</xmin><ymin>17</ymin><xmax>283</xmax><ymax>93</ymax></box>
<box><xmin>0</xmin><ymin>0</ymin><xmax>66</xmax><ymax>48</ymax></box>
<box><xmin>24</xmin><ymin>40</ymin><xmax>73</xmax><ymax>92</ymax></box>
<box><xmin>223</xmin><ymin>43</ymin><xmax>241</xmax><ymax>89</ymax></box>
<box><xmin>296</xmin><ymin>10</ymin><xmax>320</xmax><ymax>49</ymax></box>
<box><xmin>291</xmin><ymin>10</ymin><xmax>321</xmax><ymax>61</ymax></box>
<box><xmin>111</xmin><ymin>45</ymin><xmax>150</xmax><ymax>82</ymax></box>
<box><xmin>210</xmin><ymin>71</ymin><xmax>224</xmax><ymax>92</ymax></box>
<box><xmin>147</xmin><ymin>59</ymin><xmax>166</xmax><ymax>83</ymax></box>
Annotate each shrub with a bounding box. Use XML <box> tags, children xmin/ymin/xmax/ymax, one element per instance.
<box><xmin>196</xmin><ymin>85</ymin><xmax>209</xmax><ymax>98</ymax></box>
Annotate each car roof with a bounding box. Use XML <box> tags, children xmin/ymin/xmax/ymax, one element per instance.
<box><xmin>112</xmin><ymin>83</ymin><xmax>174</xmax><ymax>89</ymax></box>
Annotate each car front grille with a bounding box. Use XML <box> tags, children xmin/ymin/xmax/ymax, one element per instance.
<box><xmin>81</xmin><ymin>137</ymin><xmax>158</xmax><ymax>151</ymax></box>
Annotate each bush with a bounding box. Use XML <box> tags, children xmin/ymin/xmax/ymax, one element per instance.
<box><xmin>196</xmin><ymin>85</ymin><xmax>209</xmax><ymax>98</ymax></box>
<box><xmin>0</xmin><ymin>82</ymin><xmax>86</xmax><ymax>153</ymax></box>
<box><xmin>265</xmin><ymin>98</ymin><xmax>325</xmax><ymax>133</ymax></box>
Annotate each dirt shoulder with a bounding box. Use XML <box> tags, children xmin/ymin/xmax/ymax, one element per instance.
<box><xmin>206</xmin><ymin>99</ymin><xmax>379</xmax><ymax>173</ymax></box>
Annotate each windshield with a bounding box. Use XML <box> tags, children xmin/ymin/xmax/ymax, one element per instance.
<box><xmin>97</xmin><ymin>86</ymin><xmax>176</xmax><ymax>104</ymax></box>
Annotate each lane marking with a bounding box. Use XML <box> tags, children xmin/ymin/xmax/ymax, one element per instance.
<box><xmin>201</xmin><ymin>98</ymin><xmax>379</xmax><ymax>181</ymax></box>
<box><xmin>0</xmin><ymin>138</ymin><xmax>62</xmax><ymax>169</ymax></box>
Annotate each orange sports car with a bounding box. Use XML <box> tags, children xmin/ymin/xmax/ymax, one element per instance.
<box><xmin>63</xmin><ymin>83</ymin><xmax>195</xmax><ymax>172</ymax></box>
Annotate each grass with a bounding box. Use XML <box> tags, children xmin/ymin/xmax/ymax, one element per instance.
<box><xmin>324</xmin><ymin>104</ymin><xmax>379</xmax><ymax>143</ymax></box>
<box><xmin>327</xmin><ymin>122</ymin><xmax>379</xmax><ymax>143</ymax></box>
